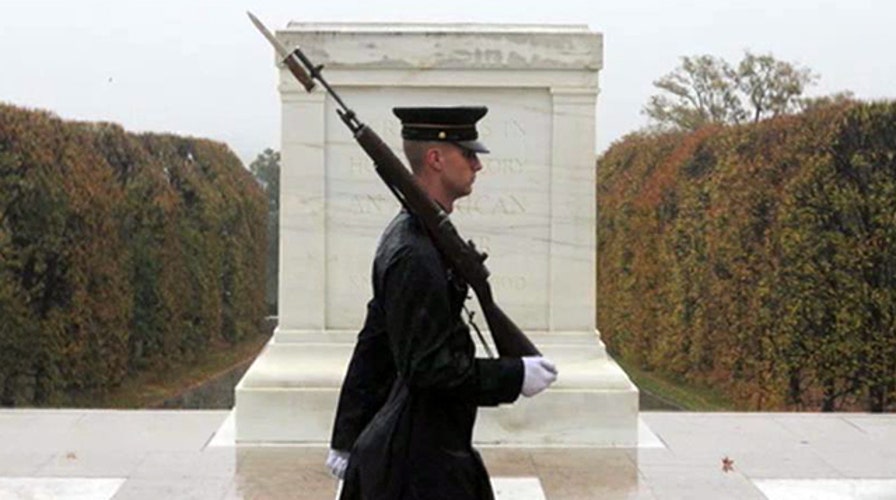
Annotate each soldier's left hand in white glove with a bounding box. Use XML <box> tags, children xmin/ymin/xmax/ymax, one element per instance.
<box><xmin>326</xmin><ymin>449</ymin><xmax>350</xmax><ymax>479</ymax></box>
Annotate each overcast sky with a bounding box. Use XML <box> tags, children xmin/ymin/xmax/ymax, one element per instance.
<box><xmin>1</xmin><ymin>0</ymin><xmax>893</xmax><ymax>165</ymax></box>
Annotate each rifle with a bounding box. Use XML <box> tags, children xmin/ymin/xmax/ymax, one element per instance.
<box><xmin>248</xmin><ymin>12</ymin><xmax>540</xmax><ymax>357</ymax></box>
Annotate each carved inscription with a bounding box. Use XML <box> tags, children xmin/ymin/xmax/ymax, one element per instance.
<box><xmin>481</xmin><ymin>157</ymin><xmax>524</xmax><ymax>175</ymax></box>
<box><xmin>453</xmin><ymin>49</ymin><xmax>504</xmax><ymax>66</ymax></box>
<box><xmin>337</xmin><ymin>114</ymin><xmax>530</xmax><ymax>180</ymax></box>
<box><xmin>491</xmin><ymin>274</ymin><xmax>528</xmax><ymax>291</ymax></box>
<box><xmin>455</xmin><ymin>194</ymin><xmax>527</xmax><ymax>217</ymax></box>
<box><xmin>346</xmin><ymin>156</ymin><xmax>529</xmax><ymax>178</ymax></box>
<box><xmin>478</xmin><ymin>119</ymin><xmax>526</xmax><ymax>139</ymax></box>
<box><xmin>350</xmin><ymin>193</ymin><xmax>394</xmax><ymax>214</ymax></box>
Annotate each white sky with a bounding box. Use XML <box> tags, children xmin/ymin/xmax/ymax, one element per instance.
<box><xmin>1</xmin><ymin>0</ymin><xmax>893</xmax><ymax>165</ymax></box>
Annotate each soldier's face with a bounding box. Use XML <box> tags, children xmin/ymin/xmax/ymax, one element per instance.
<box><xmin>438</xmin><ymin>144</ymin><xmax>482</xmax><ymax>200</ymax></box>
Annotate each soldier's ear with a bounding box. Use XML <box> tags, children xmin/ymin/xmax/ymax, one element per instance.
<box><xmin>425</xmin><ymin>146</ymin><xmax>444</xmax><ymax>172</ymax></box>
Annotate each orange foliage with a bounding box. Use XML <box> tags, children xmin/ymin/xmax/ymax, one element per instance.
<box><xmin>598</xmin><ymin>101</ymin><xmax>896</xmax><ymax>411</ymax></box>
<box><xmin>0</xmin><ymin>104</ymin><xmax>266</xmax><ymax>405</ymax></box>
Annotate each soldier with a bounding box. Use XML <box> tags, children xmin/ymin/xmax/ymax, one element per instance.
<box><xmin>326</xmin><ymin>106</ymin><xmax>557</xmax><ymax>500</ymax></box>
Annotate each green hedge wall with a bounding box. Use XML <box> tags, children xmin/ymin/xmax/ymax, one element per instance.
<box><xmin>597</xmin><ymin>102</ymin><xmax>896</xmax><ymax>412</ymax></box>
<box><xmin>0</xmin><ymin>103</ymin><xmax>266</xmax><ymax>405</ymax></box>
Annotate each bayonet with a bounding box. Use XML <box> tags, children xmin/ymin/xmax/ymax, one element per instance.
<box><xmin>247</xmin><ymin>12</ymin><xmax>315</xmax><ymax>92</ymax></box>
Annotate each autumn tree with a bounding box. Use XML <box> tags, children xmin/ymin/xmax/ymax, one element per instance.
<box><xmin>644</xmin><ymin>51</ymin><xmax>818</xmax><ymax>131</ymax></box>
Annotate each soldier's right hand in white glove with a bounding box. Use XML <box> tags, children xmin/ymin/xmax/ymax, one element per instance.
<box><xmin>521</xmin><ymin>356</ymin><xmax>558</xmax><ymax>397</ymax></box>
<box><xmin>326</xmin><ymin>449</ymin><xmax>350</xmax><ymax>479</ymax></box>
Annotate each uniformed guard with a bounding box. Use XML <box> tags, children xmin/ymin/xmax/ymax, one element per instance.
<box><xmin>327</xmin><ymin>106</ymin><xmax>558</xmax><ymax>500</ymax></box>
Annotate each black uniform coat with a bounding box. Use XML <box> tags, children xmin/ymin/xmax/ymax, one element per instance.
<box><xmin>331</xmin><ymin>211</ymin><xmax>524</xmax><ymax>500</ymax></box>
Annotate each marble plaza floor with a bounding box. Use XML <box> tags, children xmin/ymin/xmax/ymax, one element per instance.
<box><xmin>1</xmin><ymin>410</ymin><xmax>895</xmax><ymax>499</ymax></box>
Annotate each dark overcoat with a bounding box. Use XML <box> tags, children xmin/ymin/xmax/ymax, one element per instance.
<box><xmin>331</xmin><ymin>211</ymin><xmax>523</xmax><ymax>500</ymax></box>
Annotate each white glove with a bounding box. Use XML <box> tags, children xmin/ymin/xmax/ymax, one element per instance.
<box><xmin>326</xmin><ymin>449</ymin><xmax>350</xmax><ymax>479</ymax></box>
<box><xmin>521</xmin><ymin>356</ymin><xmax>558</xmax><ymax>397</ymax></box>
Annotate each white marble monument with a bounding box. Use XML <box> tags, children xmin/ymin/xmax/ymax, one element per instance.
<box><xmin>235</xmin><ymin>22</ymin><xmax>639</xmax><ymax>446</ymax></box>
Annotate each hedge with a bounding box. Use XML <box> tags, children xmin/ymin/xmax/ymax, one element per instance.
<box><xmin>597</xmin><ymin>102</ymin><xmax>896</xmax><ymax>412</ymax></box>
<box><xmin>0</xmin><ymin>103</ymin><xmax>266</xmax><ymax>405</ymax></box>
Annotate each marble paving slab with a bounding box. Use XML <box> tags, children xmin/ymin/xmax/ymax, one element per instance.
<box><xmin>755</xmin><ymin>479</ymin><xmax>896</xmax><ymax>499</ymax></box>
<box><xmin>0</xmin><ymin>477</ymin><xmax>125</xmax><ymax>500</ymax></box>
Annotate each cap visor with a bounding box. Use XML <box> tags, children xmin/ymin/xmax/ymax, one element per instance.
<box><xmin>457</xmin><ymin>140</ymin><xmax>490</xmax><ymax>154</ymax></box>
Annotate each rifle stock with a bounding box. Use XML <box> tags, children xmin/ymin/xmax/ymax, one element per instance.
<box><xmin>249</xmin><ymin>13</ymin><xmax>540</xmax><ymax>357</ymax></box>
